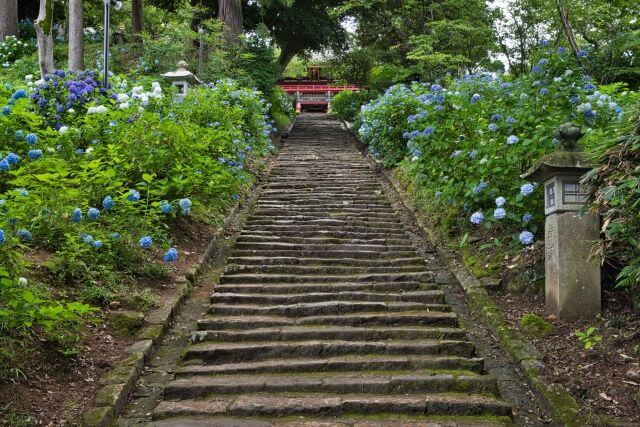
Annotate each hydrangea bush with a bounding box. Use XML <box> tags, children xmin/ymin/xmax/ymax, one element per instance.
<box><xmin>357</xmin><ymin>44</ymin><xmax>638</xmax><ymax>247</ymax></box>
<box><xmin>0</xmin><ymin>71</ymin><xmax>282</xmax><ymax>280</ymax></box>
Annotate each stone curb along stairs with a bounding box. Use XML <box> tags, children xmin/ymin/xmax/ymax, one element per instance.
<box><xmin>146</xmin><ymin>114</ymin><xmax>515</xmax><ymax>425</ymax></box>
<box><xmin>342</xmin><ymin>119</ymin><xmax>588</xmax><ymax>426</ymax></box>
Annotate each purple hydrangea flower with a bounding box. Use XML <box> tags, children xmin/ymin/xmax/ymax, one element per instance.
<box><xmin>519</xmin><ymin>230</ymin><xmax>534</xmax><ymax>245</ymax></box>
<box><xmin>470</xmin><ymin>211</ymin><xmax>484</xmax><ymax>225</ymax></box>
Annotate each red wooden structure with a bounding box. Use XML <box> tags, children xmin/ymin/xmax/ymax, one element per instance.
<box><xmin>278</xmin><ymin>67</ymin><xmax>360</xmax><ymax>112</ymax></box>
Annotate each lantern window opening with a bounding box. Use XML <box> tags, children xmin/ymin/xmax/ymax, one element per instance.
<box><xmin>562</xmin><ymin>181</ymin><xmax>588</xmax><ymax>204</ymax></box>
<box><xmin>546</xmin><ymin>183</ymin><xmax>556</xmax><ymax>208</ymax></box>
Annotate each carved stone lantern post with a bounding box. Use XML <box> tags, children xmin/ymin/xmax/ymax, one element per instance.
<box><xmin>161</xmin><ymin>61</ymin><xmax>202</xmax><ymax>95</ymax></box>
<box><xmin>522</xmin><ymin>123</ymin><xmax>601</xmax><ymax>320</ymax></box>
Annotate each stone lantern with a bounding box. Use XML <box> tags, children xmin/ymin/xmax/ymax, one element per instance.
<box><xmin>522</xmin><ymin>123</ymin><xmax>601</xmax><ymax>320</ymax></box>
<box><xmin>161</xmin><ymin>61</ymin><xmax>202</xmax><ymax>95</ymax></box>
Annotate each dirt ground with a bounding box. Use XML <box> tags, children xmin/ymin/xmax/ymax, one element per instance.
<box><xmin>492</xmin><ymin>287</ymin><xmax>640</xmax><ymax>422</ymax></box>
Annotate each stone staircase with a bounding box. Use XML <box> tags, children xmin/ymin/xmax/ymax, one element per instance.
<box><xmin>150</xmin><ymin>115</ymin><xmax>513</xmax><ymax>425</ymax></box>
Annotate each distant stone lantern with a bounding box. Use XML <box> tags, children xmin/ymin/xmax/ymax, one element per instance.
<box><xmin>161</xmin><ymin>61</ymin><xmax>202</xmax><ymax>95</ymax></box>
<box><xmin>522</xmin><ymin>123</ymin><xmax>601</xmax><ymax>320</ymax></box>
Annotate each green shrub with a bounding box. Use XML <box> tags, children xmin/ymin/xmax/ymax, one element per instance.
<box><xmin>332</xmin><ymin>90</ymin><xmax>371</xmax><ymax>122</ymax></box>
<box><xmin>585</xmin><ymin>102</ymin><xmax>640</xmax><ymax>295</ymax></box>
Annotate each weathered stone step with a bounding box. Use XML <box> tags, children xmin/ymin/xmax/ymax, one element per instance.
<box><xmin>225</xmin><ymin>256</ymin><xmax>425</xmax><ymax>267</ymax></box>
<box><xmin>175</xmin><ymin>354</ymin><xmax>485</xmax><ymax>377</ymax></box>
<box><xmin>233</xmin><ymin>241</ymin><xmax>414</xmax><ymax>251</ymax></box>
<box><xmin>240</xmin><ymin>224</ymin><xmax>407</xmax><ymax>234</ymax></box>
<box><xmin>235</xmin><ymin>235</ymin><xmax>412</xmax><ymax>247</ymax></box>
<box><xmin>214</xmin><ymin>281</ymin><xmax>438</xmax><ymax>294</ymax></box>
<box><xmin>248</xmin><ymin>214</ymin><xmax>401</xmax><ymax>223</ymax></box>
<box><xmin>193</xmin><ymin>325</ymin><xmax>465</xmax><ymax>342</ymax></box>
<box><xmin>246</xmin><ymin>218</ymin><xmax>404</xmax><ymax>232</ymax></box>
<box><xmin>230</xmin><ymin>250</ymin><xmax>419</xmax><ymax>260</ymax></box>
<box><xmin>184</xmin><ymin>339</ymin><xmax>475</xmax><ymax>363</ymax></box>
<box><xmin>148</xmin><ymin>415</ymin><xmax>509</xmax><ymax>426</ymax></box>
<box><xmin>258</xmin><ymin>193</ymin><xmax>388</xmax><ymax>201</ymax></box>
<box><xmin>164</xmin><ymin>372</ymin><xmax>498</xmax><ymax>399</ymax></box>
<box><xmin>152</xmin><ymin>393</ymin><xmax>512</xmax><ymax>419</ymax></box>
<box><xmin>223</xmin><ymin>264</ymin><xmax>425</xmax><ymax>276</ymax></box>
<box><xmin>211</xmin><ymin>290</ymin><xmax>444</xmax><ymax>304</ymax></box>
<box><xmin>249</xmin><ymin>213</ymin><xmax>402</xmax><ymax>223</ymax></box>
<box><xmin>207</xmin><ymin>301</ymin><xmax>449</xmax><ymax>317</ymax></box>
<box><xmin>197</xmin><ymin>311</ymin><xmax>457</xmax><ymax>330</ymax></box>
<box><xmin>219</xmin><ymin>272</ymin><xmax>433</xmax><ymax>284</ymax></box>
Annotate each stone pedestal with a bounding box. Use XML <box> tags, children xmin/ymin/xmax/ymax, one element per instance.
<box><xmin>545</xmin><ymin>211</ymin><xmax>601</xmax><ymax>319</ymax></box>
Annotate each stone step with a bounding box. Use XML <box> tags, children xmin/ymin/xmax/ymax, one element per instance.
<box><xmin>148</xmin><ymin>415</ymin><xmax>509</xmax><ymax>426</ymax></box>
<box><xmin>152</xmin><ymin>393</ymin><xmax>512</xmax><ymax>419</ymax></box>
<box><xmin>175</xmin><ymin>355</ymin><xmax>485</xmax><ymax>376</ymax></box>
<box><xmin>193</xmin><ymin>325</ymin><xmax>465</xmax><ymax>342</ymax></box>
<box><xmin>218</xmin><ymin>272</ymin><xmax>433</xmax><ymax>284</ymax></box>
<box><xmin>232</xmin><ymin>242</ymin><xmax>416</xmax><ymax>253</ymax></box>
<box><xmin>230</xmin><ymin>249</ymin><xmax>420</xmax><ymax>260</ymax></box>
<box><xmin>235</xmin><ymin>235</ymin><xmax>412</xmax><ymax>246</ymax></box>
<box><xmin>214</xmin><ymin>281</ymin><xmax>439</xmax><ymax>294</ymax></box>
<box><xmin>239</xmin><ymin>230</ymin><xmax>409</xmax><ymax>239</ymax></box>
<box><xmin>197</xmin><ymin>311</ymin><xmax>458</xmax><ymax>330</ymax></box>
<box><xmin>225</xmin><ymin>256</ymin><xmax>425</xmax><ymax>267</ymax></box>
<box><xmin>246</xmin><ymin>218</ymin><xmax>400</xmax><ymax>227</ymax></box>
<box><xmin>223</xmin><ymin>264</ymin><xmax>426</xmax><ymax>276</ymax></box>
<box><xmin>207</xmin><ymin>301</ymin><xmax>450</xmax><ymax>317</ymax></box>
<box><xmin>184</xmin><ymin>339</ymin><xmax>475</xmax><ymax>363</ymax></box>
<box><xmin>240</xmin><ymin>224</ymin><xmax>408</xmax><ymax>234</ymax></box>
<box><xmin>210</xmin><ymin>290</ymin><xmax>445</xmax><ymax>304</ymax></box>
<box><xmin>164</xmin><ymin>372</ymin><xmax>499</xmax><ymax>399</ymax></box>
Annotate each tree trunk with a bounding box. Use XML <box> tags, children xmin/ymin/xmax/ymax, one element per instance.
<box><xmin>68</xmin><ymin>0</ymin><xmax>84</xmax><ymax>71</ymax></box>
<box><xmin>278</xmin><ymin>48</ymin><xmax>296</xmax><ymax>77</ymax></box>
<box><xmin>219</xmin><ymin>0</ymin><xmax>243</xmax><ymax>46</ymax></box>
<box><xmin>0</xmin><ymin>0</ymin><xmax>19</xmax><ymax>42</ymax></box>
<box><xmin>35</xmin><ymin>0</ymin><xmax>55</xmax><ymax>77</ymax></box>
<box><xmin>554</xmin><ymin>0</ymin><xmax>580</xmax><ymax>56</ymax></box>
<box><xmin>132</xmin><ymin>0</ymin><xmax>143</xmax><ymax>42</ymax></box>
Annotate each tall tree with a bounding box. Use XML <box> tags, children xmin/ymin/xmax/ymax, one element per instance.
<box><xmin>68</xmin><ymin>0</ymin><xmax>84</xmax><ymax>70</ymax></box>
<box><xmin>219</xmin><ymin>0</ymin><xmax>243</xmax><ymax>45</ymax></box>
<box><xmin>0</xmin><ymin>0</ymin><xmax>19</xmax><ymax>41</ymax></box>
<box><xmin>35</xmin><ymin>0</ymin><xmax>55</xmax><ymax>77</ymax></box>
<box><xmin>132</xmin><ymin>0</ymin><xmax>143</xmax><ymax>41</ymax></box>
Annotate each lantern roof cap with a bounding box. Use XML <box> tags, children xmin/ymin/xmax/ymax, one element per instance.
<box><xmin>161</xmin><ymin>61</ymin><xmax>202</xmax><ymax>84</ymax></box>
<box><xmin>521</xmin><ymin>122</ymin><xmax>595</xmax><ymax>182</ymax></box>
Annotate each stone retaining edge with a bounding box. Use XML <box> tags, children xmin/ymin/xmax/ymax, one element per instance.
<box><xmin>81</xmin><ymin>129</ymin><xmax>286</xmax><ymax>427</ymax></box>
<box><xmin>342</xmin><ymin>119</ymin><xmax>587</xmax><ymax>426</ymax></box>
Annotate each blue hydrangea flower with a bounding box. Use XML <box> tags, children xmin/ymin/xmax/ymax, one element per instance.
<box><xmin>583</xmin><ymin>83</ymin><xmax>596</xmax><ymax>91</ymax></box>
<box><xmin>539</xmin><ymin>88</ymin><xmax>549</xmax><ymax>95</ymax></box>
<box><xmin>469</xmin><ymin>150</ymin><xmax>478</xmax><ymax>159</ymax></box>
<box><xmin>495</xmin><ymin>197</ymin><xmax>506</xmax><ymax>207</ymax></box>
<box><xmin>17</xmin><ymin>229</ymin><xmax>32</xmax><ymax>242</ymax></box>
<box><xmin>1</xmin><ymin>106</ymin><xmax>10</xmax><ymax>116</ymax></box>
<box><xmin>520</xmin><ymin>183</ymin><xmax>535</xmax><ymax>196</ymax></box>
<box><xmin>72</xmin><ymin>207</ymin><xmax>83</xmax><ymax>223</ymax></box>
<box><xmin>15</xmin><ymin>130</ymin><xmax>24</xmax><ymax>139</ymax></box>
<box><xmin>179</xmin><ymin>198</ymin><xmax>192</xmax><ymax>215</ymax></box>
<box><xmin>540</xmin><ymin>39</ymin><xmax>549</xmax><ymax>46</ymax></box>
<box><xmin>493</xmin><ymin>208</ymin><xmax>506</xmax><ymax>220</ymax></box>
<box><xmin>93</xmin><ymin>240</ymin><xmax>103</xmax><ymax>249</ymax></box>
<box><xmin>506</xmin><ymin>116</ymin><xmax>516</xmax><ymax>124</ymax></box>
<box><xmin>25</xmin><ymin>133</ymin><xmax>37</xmax><ymax>145</ymax></box>
<box><xmin>450</xmin><ymin>150</ymin><xmax>463</xmax><ymax>159</ymax></box>
<box><xmin>519</xmin><ymin>230</ymin><xmax>534</xmax><ymax>245</ymax></box>
<box><xmin>523</xmin><ymin>213</ymin><xmax>533</xmax><ymax>223</ymax></box>
<box><xmin>6</xmin><ymin>153</ymin><xmax>19</xmax><ymax>164</ymax></box>
<box><xmin>139</xmin><ymin>236</ymin><xmax>153</xmax><ymax>249</ymax></box>
<box><xmin>18</xmin><ymin>188</ymin><xmax>28</xmax><ymax>196</ymax></box>
<box><xmin>507</xmin><ymin>135</ymin><xmax>519</xmax><ymax>145</ymax></box>
<box><xmin>470</xmin><ymin>211</ymin><xmax>484</xmax><ymax>225</ymax></box>
<box><xmin>423</xmin><ymin>126</ymin><xmax>435</xmax><ymax>136</ymax></box>
<box><xmin>472</xmin><ymin>182</ymin><xmax>488</xmax><ymax>195</ymax></box>
<box><xmin>127</xmin><ymin>189</ymin><xmax>140</xmax><ymax>202</ymax></box>
<box><xmin>532</xmin><ymin>66</ymin><xmax>541</xmax><ymax>73</ymax></box>
<box><xmin>103</xmin><ymin>196</ymin><xmax>115</xmax><ymax>210</ymax></box>
<box><xmin>0</xmin><ymin>159</ymin><xmax>10</xmax><ymax>171</ymax></box>
<box><xmin>88</xmin><ymin>207</ymin><xmax>100</xmax><ymax>220</ymax></box>
<box><xmin>0</xmin><ymin>229</ymin><xmax>4</xmax><ymax>244</ymax></box>
<box><xmin>28</xmin><ymin>149</ymin><xmax>42</xmax><ymax>159</ymax></box>
<box><xmin>538</xmin><ymin>58</ymin><xmax>549</xmax><ymax>66</ymax></box>
<box><xmin>81</xmin><ymin>234</ymin><xmax>94</xmax><ymax>244</ymax></box>
<box><xmin>160</xmin><ymin>201</ymin><xmax>173</xmax><ymax>214</ymax></box>
<box><xmin>11</xmin><ymin>89</ymin><xmax>27</xmax><ymax>100</ymax></box>
<box><xmin>109</xmin><ymin>232</ymin><xmax>121</xmax><ymax>240</ymax></box>
<box><xmin>471</xmin><ymin>93</ymin><xmax>481</xmax><ymax>103</ymax></box>
<box><xmin>490</xmin><ymin>114</ymin><xmax>502</xmax><ymax>122</ymax></box>
<box><xmin>488</xmin><ymin>123</ymin><xmax>498</xmax><ymax>132</ymax></box>
<box><xmin>577</xmin><ymin>50</ymin><xmax>588</xmax><ymax>58</ymax></box>
<box><xmin>163</xmin><ymin>247</ymin><xmax>179</xmax><ymax>262</ymax></box>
